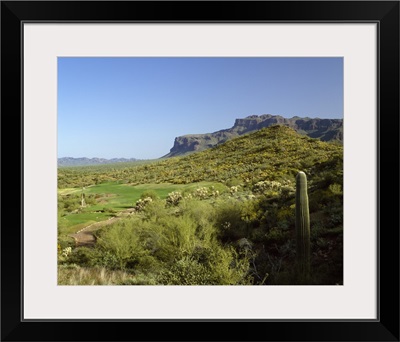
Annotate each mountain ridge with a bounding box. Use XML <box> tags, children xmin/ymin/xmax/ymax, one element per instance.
<box><xmin>58</xmin><ymin>157</ymin><xmax>139</xmax><ymax>167</ymax></box>
<box><xmin>163</xmin><ymin>114</ymin><xmax>343</xmax><ymax>158</ymax></box>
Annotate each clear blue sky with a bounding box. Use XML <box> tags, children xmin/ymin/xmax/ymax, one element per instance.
<box><xmin>58</xmin><ymin>57</ymin><xmax>343</xmax><ymax>159</ymax></box>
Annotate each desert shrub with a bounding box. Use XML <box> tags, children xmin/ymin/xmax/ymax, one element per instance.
<box><xmin>84</xmin><ymin>194</ymin><xmax>97</xmax><ymax>206</ymax></box>
<box><xmin>323</xmin><ymin>205</ymin><xmax>343</xmax><ymax>228</ymax></box>
<box><xmin>134</xmin><ymin>197</ymin><xmax>153</xmax><ymax>212</ymax></box>
<box><xmin>142</xmin><ymin>200</ymin><xmax>169</xmax><ymax>222</ymax></box>
<box><xmin>179</xmin><ymin>200</ymin><xmax>216</xmax><ymax>236</ymax></box>
<box><xmin>96</xmin><ymin>220</ymin><xmax>149</xmax><ymax>270</ymax></box>
<box><xmin>140</xmin><ymin>190</ymin><xmax>159</xmax><ymax>201</ymax></box>
<box><xmin>248</xmin><ymin>226</ymin><xmax>267</xmax><ymax>243</ymax></box>
<box><xmin>328</xmin><ymin>183</ymin><xmax>342</xmax><ymax>196</ymax></box>
<box><xmin>310</xmin><ymin>221</ymin><xmax>326</xmax><ymax>240</ymax></box>
<box><xmin>252</xmin><ymin>180</ymin><xmax>296</xmax><ymax>200</ymax></box>
<box><xmin>275</xmin><ymin>206</ymin><xmax>295</xmax><ymax>230</ymax></box>
<box><xmin>259</xmin><ymin>239</ymin><xmax>298</xmax><ymax>285</ymax></box>
<box><xmin>214</xmin><ymin>199</ymin><xmax>248</xmax><ymax>241</ymax></box>
<box><xmin>208</xmin><ymin>246</ymin><xmax>252</xmax><ymax>285</ymax></box>
<box><xmin>149</xmin><ymin>214</ymin><xmax>199</xmax><ymax>262</ymax></box>
<box><xmin>226</xmin><ymin>178</ymin><xmax>242</xmax><ymax>187</ymax></box>
<box><xmin>157</xmin><ymin>245</ymin><xmax>251</xmax><ymax>285</ymax></box>
<box><xmin>58</xmin><ymin>193</ymin><xmax>81</xmax><ymax>212</ymax></box>
<box><xmin>229</xmin><ymin>185</ymin><xmax>240</xmax><ymax>195</ymax></box>
<box><xmin>103</xmin><ymin>207</ymin><xmax>117</xmax><ymax>215</ymax></box>
<box><xmin>157</xmin><ymin>256</ymin><xmax>214</xmax><ymax>285</ymax></box>
<box><xmin>166</xmin><ymin>191</ymin><xmax>183</xmax><ymax>206</ymax></box>
<box><xmin>253</xmin><ymin>180</ymin><xmax>281</xmax><ymax>193</ymax></box>
<box><xmin>280</xmin><ymin>185</ymin><xmax>295</xmax><ymax>200</ymax></box>
<box><xmin>95</xmin><ymin>250</ymin><xmax>121</xmax><ymax>269</ymax></box>
<box><xmin>118</xmin><ymin>272</ymin><xmax>158</xmax><ymax>285</ymax></box>
<box><xmin>65</xmin><ymin>247</ymin><xmax>102</xmax><ymax>267</ymax></box>
<box><xmin>264</xmin><ymin>227</ymin><xmax>290</xmax><ymax>245</ymax></box>
<box><xmin>260</xmin><ymin>201</ymin><xmax>279</xmax><ymax>227</ymax></box>
<box><xmin>193</xmin><ymin>187</ymin><xmax>209</xmax><ymax>199</ymax></box>
<box><xmin>308</xmin><ymin>190</ymin><xmax>328</xmax><ymax>212</ymax></box>
<box><xmin>310</xmin><ymin>236</ymin><xmax>343</xmax><ymax>285</ymax></box>
<box><xmin>57</xmin><ymin>234</ymin><xmax>75</xmax><ymax>250</ymax></box>
<box><xmin>136</xmin><ymin>255</ymin><xmax>161</xmax><ymax>274</ymax></box>
<box><xmin>240</xmin><ymin>199</ymin><xmax>262</xmax><ymax>225</ymax></box>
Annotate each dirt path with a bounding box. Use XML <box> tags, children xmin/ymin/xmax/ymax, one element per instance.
<box><xmin>69</xmin><ymin>208</ymin><xmax>135</xmax><ymax>247</ymax></box>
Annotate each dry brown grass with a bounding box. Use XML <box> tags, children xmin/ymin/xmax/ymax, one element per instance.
<box><xmin>58</xmin><ymin>265</ymin><xmax>135</xmax><ymax>285</ymax></box>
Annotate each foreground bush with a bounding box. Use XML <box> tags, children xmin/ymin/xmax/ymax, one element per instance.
<box><xmin>78</xmin><ymin>199</ymin><xmax>252</xmax><ymax>285</ymax></box>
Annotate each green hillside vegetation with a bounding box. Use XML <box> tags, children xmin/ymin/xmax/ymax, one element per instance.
<box><xmin>58</xmin><ymin>125</ymin><xmax>342</xmax><ymax>188</ymax></box>
<box><xmin>58</xmin><ymin>125</ymin><xmax>343</xmax><ymax>285</ymax></box>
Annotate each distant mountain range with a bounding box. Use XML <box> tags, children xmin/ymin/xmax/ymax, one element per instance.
<box><xmin>163</xmin><ymin>114</ymin><xmax>343</xmax><ymax>158</ymax></box>
<box><xmin>58</xmin><ymin>157</ymin><xmax>139</xmax><ymax>167</ymax></box>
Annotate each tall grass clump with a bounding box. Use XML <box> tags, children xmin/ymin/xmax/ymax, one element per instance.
<box><xmin>58</xmin><ymin>265</ymin><xmax>135</xmax><ymax>285</ymax></box>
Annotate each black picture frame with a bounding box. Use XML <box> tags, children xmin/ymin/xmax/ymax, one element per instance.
<box><xmin>1</xmin><ymin>1</ymin><xmax>399</xmax><ymax>341</ymax></box>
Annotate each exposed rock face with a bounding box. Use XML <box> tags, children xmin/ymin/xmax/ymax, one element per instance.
<box><xmin>164</xmin><ymin>114</ymin><xmax>343</xmax><ymax>158</ymax></box>
<box><xmin>170</xmin><ymin>137</ymin><xmax>201</xmax><ymax>154</ymax></box>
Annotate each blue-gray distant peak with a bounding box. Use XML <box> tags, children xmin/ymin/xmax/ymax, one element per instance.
<box><xmin>58</xmin><ymin>157</ymin><xmax>139</xmax><ymax>167</ymax></box>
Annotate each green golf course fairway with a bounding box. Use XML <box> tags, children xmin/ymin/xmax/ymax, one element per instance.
<box><xmin>58</xmin><ymin>181</ymin><xmax>227</xmax><ymax>233</ymax></box>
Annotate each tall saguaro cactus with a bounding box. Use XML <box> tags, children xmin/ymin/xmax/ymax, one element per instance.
<box><xmin>296</xmin><ymin>171</ymin><xmax>310</xmax><ymax>281</ymax></box>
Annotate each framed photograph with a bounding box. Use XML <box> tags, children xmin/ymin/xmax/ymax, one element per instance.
<box><xmin>1</xmin><ymin>1</ymin><xmax>399</xmax><ymax>341</ymax></box>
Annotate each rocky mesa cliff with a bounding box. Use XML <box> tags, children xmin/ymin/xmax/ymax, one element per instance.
<box><xmin>163</xmin><ymin>114</ymin><xmax>343</xmax><ymax>158</ymax></box>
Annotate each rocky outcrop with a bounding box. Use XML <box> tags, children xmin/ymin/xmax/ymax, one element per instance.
<box><xmin>163</xmin><ymin>114</ymin><xmax>343</xmax><ymax>158</ymax></box>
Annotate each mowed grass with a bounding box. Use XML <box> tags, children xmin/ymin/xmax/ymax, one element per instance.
<box><xmin>59</xmin><ymin>212</ymin><xmax>113</xmax><ymax>234</ymax></box>
<box><xmin>59</xmin><ymin>181</ymin><xmax>226</xmax><ymax>233</ymax></box>
<box><xmin>58</xmin><ymin>187</ymin><xmax>83</xmax><ymax>195</ymax></box>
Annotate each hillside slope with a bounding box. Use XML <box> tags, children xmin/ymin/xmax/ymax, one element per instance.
<box><xmin>58</xmin><ymin>125</ymin><xmax>343</xmax><ymax>189</ymax></box>
<box><xmin>164</xmin><ymin>114</ymin><xmax>343</xmax><ymax>157</ymax></box>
